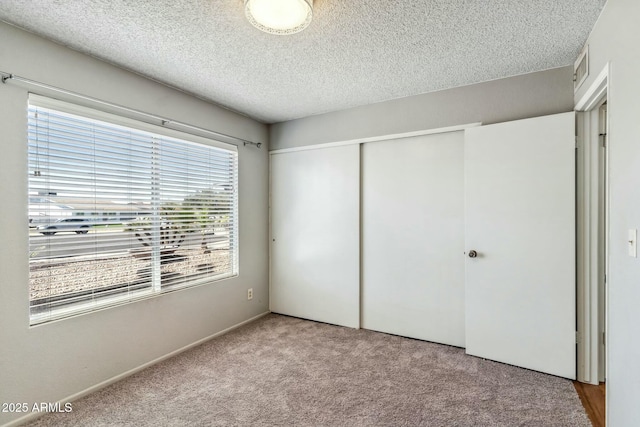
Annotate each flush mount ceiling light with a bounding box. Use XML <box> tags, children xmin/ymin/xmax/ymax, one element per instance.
<box><xmin>245</xmin><ymin>0</ymin><xmax>313</xmax><ymax>35</ymax></box>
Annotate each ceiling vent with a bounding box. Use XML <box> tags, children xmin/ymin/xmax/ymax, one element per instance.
<box><xmin>574</xmin><ymin>45</ymin><xmax>589</xmax><ymax>92</ymax></box>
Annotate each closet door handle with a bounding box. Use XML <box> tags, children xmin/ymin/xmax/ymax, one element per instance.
<box><xmin>468</xmin><ymin>250</ymin><xmax>478</xmax><ymax>258</ymax></box>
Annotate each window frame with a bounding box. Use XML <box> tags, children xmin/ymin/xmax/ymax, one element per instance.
<box><xmin>27</xmin><ymin>94</ymin><xmax>239</xmax><ymax>325</ymax></box>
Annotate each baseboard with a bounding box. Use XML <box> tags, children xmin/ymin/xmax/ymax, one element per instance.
<box><xmin>2</xmin><ymin>311</ymin><xmax>270</xmax><ymax>427</ymax></box>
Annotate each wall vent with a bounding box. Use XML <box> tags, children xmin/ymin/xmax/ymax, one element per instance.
<box><xmin>574</xmin><ymin>45</ymin><xmax>589</xmax><ymax>92</ymax></box>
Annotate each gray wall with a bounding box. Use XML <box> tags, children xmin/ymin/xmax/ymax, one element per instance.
<box><xmin>270</xmin><ymin>66</ymin><xmax>574</xmax><ymax>150</ymax></box>
<box><xmin>574</xmin><ymin>0</ymin><xmax>640</xmax><ymax>424</ymax></box>
<box><xmin>0</xmin><ymin>23</ymin><xmax>269</xmax><ymax>426</ymax></box>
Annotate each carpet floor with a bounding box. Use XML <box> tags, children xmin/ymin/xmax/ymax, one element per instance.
<box><xmin>26</xmin><ymin>313</ymin><xmax>590</xmax><ymax>426</ymax></box>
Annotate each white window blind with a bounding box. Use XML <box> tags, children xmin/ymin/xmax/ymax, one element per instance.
<box><xmin>28</xmin><ymin>96</ymin><xmax>238</xmax><ymax>325</ymax></box>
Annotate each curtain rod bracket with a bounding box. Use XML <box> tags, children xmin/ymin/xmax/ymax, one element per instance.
<box><xmin>1</xmin><ymin>74</ymin><xmax>13</xmax><ymax>84</ymax></box>
<box><xmin>243</xmin><ymin>140</ymin><xmax>262</xmax><ymax>149</ymax></box>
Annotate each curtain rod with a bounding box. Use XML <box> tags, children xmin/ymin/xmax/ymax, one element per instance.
<box><xmin>0</xmin><ymin>71</ymin><xmax>263</xmax><ymax>149</ymax></box>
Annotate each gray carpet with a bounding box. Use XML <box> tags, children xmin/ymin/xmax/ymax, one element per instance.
<box><xmin>26</xmin><ymin>314</ymin><xmax>590</xmax><ymax>426</ymax></box>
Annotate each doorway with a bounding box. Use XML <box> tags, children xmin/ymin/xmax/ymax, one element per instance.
<box><xmin>576</xmin><ymin>95</ymin><xmax>608</xmax><ymax>385</ymax></box>
<box><xmin>574</xmin><ymin>64</ymin><xmax>609</xmax><ymax>427</ymax></box>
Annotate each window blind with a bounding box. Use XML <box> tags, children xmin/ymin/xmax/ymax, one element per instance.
<box><xmin>28</xmin><ymin>97</ymin><xmax>238</xmax><ymax>325</ymax></box>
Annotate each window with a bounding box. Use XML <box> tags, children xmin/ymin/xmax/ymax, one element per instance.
<box><xmin>28</xmin><ymin>95</ymin><xmax>238</xmax><ymax>325</ymax></box>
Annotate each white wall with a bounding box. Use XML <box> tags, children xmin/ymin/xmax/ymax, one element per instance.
<box><xmin>0</xmin><ymin>22</ymin><xmax>269</xmax><ymax>426</ymax></box>
<box><xmin>270</xmin><ymin>66</ymin><xmax>574</xmax><ymax>150</ymax></box>
<box><xmin>574</xmin><ymin>0</ymin><xmax>640</xmax><ymax>424</ymax></box>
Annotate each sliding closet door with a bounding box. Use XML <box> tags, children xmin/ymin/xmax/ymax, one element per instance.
<box><xmin>270</xmin><ymin>145</ymin><xmax>360</xmax><ymax>328</ymax></box>
<box><xmin>362</xmin><ymin>132</ymin><xmax>465</xmax><ymax>347</ymax></box>
<box><xmin>464</xmin><ymin>112</ymin><xmax>575</xmax><ymax>379</ymax></box>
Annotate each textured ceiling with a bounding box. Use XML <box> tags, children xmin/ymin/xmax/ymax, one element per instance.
<box><xmin>0</xmin><ymin>0</ymin><xmax>606</xmax><ymax>124</ymax></box>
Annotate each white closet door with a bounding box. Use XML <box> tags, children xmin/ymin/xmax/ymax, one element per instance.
<box><xmin>464</xmin><ymin>112</ymin><xmax>576</xmax><ymax>379</ymax></box>
<box><xmin>362</xmin><ymin>131</ymin><xmax>465</xmax><ymax>347</ymax></box>
<box><xmin>270</xmin><ymin>145</ymin><xmax>360</xmax><ymax>328</ymax></box>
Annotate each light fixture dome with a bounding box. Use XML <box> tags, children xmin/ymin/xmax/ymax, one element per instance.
<box><xmin>245</xmin><ymin>0</ymin><xmax>313</xmax><ymax>35</ymax></box>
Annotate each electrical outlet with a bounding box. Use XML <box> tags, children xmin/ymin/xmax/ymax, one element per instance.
<box><xmin>247</xmin><ymin>288</ymin><xmax>253</xmax><ymax>300</ymax></box>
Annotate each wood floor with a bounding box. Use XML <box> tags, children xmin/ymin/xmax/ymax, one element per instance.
<box><xmin>574</xmin><ymin>381</ymin><xmax>606</xmax><ymax>427</ymax></box>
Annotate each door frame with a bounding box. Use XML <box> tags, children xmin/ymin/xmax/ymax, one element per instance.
<box><xmin>575</xmin><ymin>63</ymin><xmax>609</xmax><ymax>385</ymax></box>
